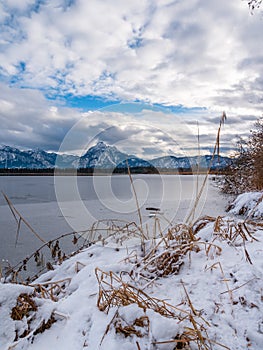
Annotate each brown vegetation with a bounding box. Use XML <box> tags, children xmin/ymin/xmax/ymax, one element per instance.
<box><xmin>222</xmin><ymin>117</ymin><xmax>263</xmax><ymax>194</ymax></box>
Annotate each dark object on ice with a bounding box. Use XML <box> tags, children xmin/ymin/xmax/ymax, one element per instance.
<box><xmin>145</xmin><ymin>207</ymin><xmax>160</xmax><ymax>212</ymax></box>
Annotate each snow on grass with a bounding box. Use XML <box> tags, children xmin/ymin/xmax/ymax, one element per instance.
<box><xmin>1</xmin><ymin>214</ymin><xmax>263</xmax><ymax>350</ymax></box>
<box><xmin>227</xmin><ymin>191</ymin><xmax>263</xmax><ymax>219</ymax></box>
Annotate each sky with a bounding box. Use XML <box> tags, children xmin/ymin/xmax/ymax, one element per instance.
<box><xmin>0</xmin><ymin>0</ymin><xmax>262</xmax><ymax>158</ymax></box>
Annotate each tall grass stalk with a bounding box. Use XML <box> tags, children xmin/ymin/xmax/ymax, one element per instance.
<box><xmin>126</xmin><ymin>160</ymin><xmax>146</xmax><ymax>253</ymax></box>
<box><xmin>192</xmin><ymin>121</ymin><xmax>201</xmax><ymax>222</ymax></box>
<box><xmin>2</xmin><ymin>191</ymin><xmax>46</xmax><ymax>244</ymax></box>
<box><xmin>185</xmin><ymin>112</ymin><xmax>227</xmax><ymax>225</ymax></box>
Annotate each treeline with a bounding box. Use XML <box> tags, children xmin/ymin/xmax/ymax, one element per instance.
<box><xmin>0</xmin><ymin>168</ymin><xmax>56</xmax><ymax>175</ymax></box>
<box><xmin>0</xmin><ymin>167</ymin><xmax>177</xmax><ymax>175</ymax></box>
<box><xmin>0</xmin><ymin>166</ymin><xmax>228</xmax><ymax>176</ymax></box>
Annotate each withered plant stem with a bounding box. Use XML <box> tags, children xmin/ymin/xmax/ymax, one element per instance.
<box><xmin>2</xmin><ymin>191</ymin><xmax>46</xmax><ymax>244</ymax></box>
<box><xmin>185</xmin><ymin>112</ymin><xmax>227</xmax><ymax>225</ymax></box>
<box><xmin>126</xmin><ymin>160</ymin><xmax>146</xmax><ymax>252</ymax></box>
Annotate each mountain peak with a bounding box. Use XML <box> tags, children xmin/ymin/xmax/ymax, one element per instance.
<box><xmin>88</xmin><ymin>141</ymin><xmax>108</xmax><ymax>151</ymax></box>
<box><xmin>79</xmin><ymin>141</ymin><xmax>127</xmax><ymax>168</ymax></box>
<box><xmin>97</xmin><ymin>141</ymin><xmax>106</xmax><ymax>146</ymax></box>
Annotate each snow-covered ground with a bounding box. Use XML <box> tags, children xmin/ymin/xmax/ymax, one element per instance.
<box><xmin>0</xmin><ymin>213</ymin><xmax>262</xmax><ymax>350</ymax></box>
<box><xmin>1</xmin><ymin>178</ymin><xmax>262</xmax><ymax>350</ymax></box>
<box><xmin>227</xmin><ymin>192</ymin><xmax>263</xmax><ymax>219</ymax></box>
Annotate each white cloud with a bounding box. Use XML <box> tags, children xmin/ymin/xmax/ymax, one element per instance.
<box><xmin>0</xmin><ymin>82</ymin><xmax>259</xmax><ymax>156</ymax></box>
<box><xmin>0</xmin><ymin>2</ymin><xmax>260</xmax><ymax>106</ymax></box>
<box><xmin>0</xmin><ymin>83</ymin><xmax>80</xmax><ymax>150</ymax></box>
<box><xmin>0</xmin><ymin>0</ymin><xmax>262</xmax><ymax>151</ymax></box>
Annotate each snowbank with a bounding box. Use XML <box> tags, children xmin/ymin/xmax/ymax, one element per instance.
<box><xmin>227</xmin><ymin>191</ymin><xmax>263</xmax><ymax>218</ymax></box>
<box><xmin>1</xmin><ymin>216</ymin><xmax>263</xmax><ymax>350</ymax></box>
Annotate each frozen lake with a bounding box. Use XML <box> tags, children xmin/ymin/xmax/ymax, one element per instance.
<box><xmin>0</xmin><ymin>175</ymin><xmax>231</xmax><ymax>270</ymax></box>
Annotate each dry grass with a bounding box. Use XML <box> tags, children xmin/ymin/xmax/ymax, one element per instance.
<box><xmin>11</xmin><ymin>293</ymin><xmax>37</xmax><ymax>321</ymax></box>
<box><xmin>94</xmin><ymin>211</ymin><xmax>262</xmax><ymax>349</ymax></box>
<box><xmin>114</xmin><ymin>314</ymin><xmax>150</xmax><ymax>338</ymax></box>
<box><xmin>9</xmin><ymin>292</ymin><xmax>56</xmax><ymax>348</ymax></box>
<box><xmin>99</xmin><ymin>310</ymin><xmax>150</xmax><ymax>348</ymax></box>
<box><xmin>193</xmin><ymin>215</ymin><xmax>262</xmax><ymax>265</ymax></box>
<box><xmin>137</xmin><ymin>241</ymin><xmax>199</xmax><ymax>278</ymax></box>
<box><xmin>3</xmin><ymin>216</ymin><xmax>145</xmax><ymax>283</ymax></box>
<box><xmin>95</xmin><ymin>267</ymin><xmax>230</xmax><ymax>350</ymax></box>
<box><xmin>29</xmin><ymin>278</ymin><xmax>72</xmax><ymax>301</ymax></box>
<box><xmin>3</xmin><ymin>212</ymin><xmax>261</xmax><ymax>349</ymax></box>
<box><xmin>88</xmin><ymin>219</ymin><xmax>144</xmax><ymax>245</ymax></box>
<box><xmin>132</xmin><ymin>222</ymin><xmax>199</xmax><ymax>279</ymax></box>
<box><xmin>95</xmin><ymin>267</ymin><xmax>188</xmax><ymax>318</ymax></box>
<box><xmin>6</xmin><ymin>212</ymin><xmax>259</xmax><ymax>348</ymax></box>
<box><xmin>3</xmin><ymin>230</ymin><xmax>90</xmax><ymax>283</ymax></box>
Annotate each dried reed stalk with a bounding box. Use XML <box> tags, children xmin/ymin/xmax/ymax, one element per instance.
<box><xmin>5</xmin><ymin>218</ymin><xmax>145</xmax><ymax>283</ymax></box>
<box><xmin>191</xmin><ymin>120</ymin><xmax>201</xmax><ymax>223</ymax></box>
<box><xmin>220</xmin><ymin>277</ymin><xmax>259</xmax><ymax>298</ymax></box>
<box><xmin>185</xmin><ymin>112</ymin><xmax>227</xmax><ymax>225</ymax></box>
<box><xmin>205</xmin><ymin>262</ymin><xmax>233</xmax><ymax>303</ymax></box>
<box><xmin>126</xmin><ymin>160</ymin><xmax>146</xmax><ymax>251</ymax></box>
<box><xmin>29</xmin><ymin>278</ymin><xmax>72</xmax><ymax>301</ymax></box>
<box><xmin>2</xmin><ymin>191</ymin><xmax>46</xmax><ymax>244</ymax></box>
<box><xmin>193</xmin><ymin>215</ymin><xmax>260</xmax><ymax>266</ymax></box>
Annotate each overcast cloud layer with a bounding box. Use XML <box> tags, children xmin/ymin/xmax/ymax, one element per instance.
<box><xmin>0</xmin><ymin>0</ymin><xmax>262</xmax><ymax>154</ymax></box>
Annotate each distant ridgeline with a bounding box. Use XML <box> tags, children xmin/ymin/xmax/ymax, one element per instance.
<box><xmin>0</xmin><ymin>142</ymin><xmax>232</xmax><ymax>174</ymax></box>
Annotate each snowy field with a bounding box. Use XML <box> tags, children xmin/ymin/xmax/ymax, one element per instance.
<box><xmin>0</xmin><ymin>188</ymin><xmax>262</xmax><ymax>349</ymax></box>
<box><xmin>0</xmin><ymin>175</ymin><xmax>231</xmax><ymax>267</ymax></box>
<box><xmin>2</xmin><ymin>176</ymin><xmax>262</xmax><ymax>350</ymax></box>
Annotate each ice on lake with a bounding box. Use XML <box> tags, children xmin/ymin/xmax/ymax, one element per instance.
<box><xmin>0</xmin><ymin>175</ymin><xmax>231</xmax><ymax>268</ymax></box>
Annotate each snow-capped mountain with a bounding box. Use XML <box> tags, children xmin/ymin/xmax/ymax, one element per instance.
<box><xmin>116</xmin><ymin>156</ymin><xmax>155</xmax><ymax>169</ymax></box>
<box><xmin>189</xmin><ymin>155</ymin><xmax>232</xmax><ymax>169</ymax></box>
<box><xmin>0</xmin><ymin>145</ymin><xmax>49</xmax><ymax>169</ymax></box>
<box><xmin>150</xmin><ymin>155</ymin><xmax>231</xmax><ymax>170</ymax></box>
<box><xmin>0</xmin><ymin>145</ymin><xmax>78</xmax><ymax>169</ymax></box>
<box><xmin>78</xmin><ymin>142</ymin><xmax>128</xmax><ymax>168</ymax></box>
<box><xmin>26</xmin><ymin>149</ymin><xmax>57</xmax><ymax>168</ymax></box>
<box><xmin>0</xmin><ymin>143</ymin><xmax>232</xmax><ymax>170</ymax></box>
<box><xmin>56</xmin><ymin>153</ymin><xmax>79</xmax><ymax>169</ymax></box>
<box><xmin>151</xmin><ymin>156</ymin><xmax>191</xmax><ymax>169</ymax></box>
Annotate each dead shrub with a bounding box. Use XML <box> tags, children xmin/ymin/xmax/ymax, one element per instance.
<box><xmin>11</xmin><ymin>293</ymin><xmax>37</xmax><ymax>321</ymax></box>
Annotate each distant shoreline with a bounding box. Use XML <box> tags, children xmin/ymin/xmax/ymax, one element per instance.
<box><xmin>0</xmin><ymin>168</ymin><xmax>226</xmax><ymax>176</ymax></box>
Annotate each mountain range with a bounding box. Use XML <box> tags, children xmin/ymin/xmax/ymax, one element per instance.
<box><xmin>0</xmin><ymin>142</ymin><xmax>232</xmax><ymax>170</ymax></box>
